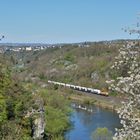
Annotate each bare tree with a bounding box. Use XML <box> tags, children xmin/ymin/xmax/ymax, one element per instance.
<box><xmin>0</xmin><ymin>35</ymin><xmax>4</xmax><ymax>41</ymax></box>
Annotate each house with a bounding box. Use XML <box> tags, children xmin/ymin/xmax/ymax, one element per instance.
<box><xmin>26</xmin><ymin>47</ymin><xmax>32</xmax><ymax>51</ymax></box>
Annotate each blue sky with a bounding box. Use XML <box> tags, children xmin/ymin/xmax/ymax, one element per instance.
<box><xmin>0</xmin><ymin>0</ymin><xmax>140</xmax><ymax>43</ymax></box>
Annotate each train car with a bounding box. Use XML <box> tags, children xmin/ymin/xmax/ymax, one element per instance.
<box><xmin>70</xmin><ymin>85</ymin><xmax>75</xmax><ymax>88</ymax></box>
<box><xmin>100</xmin><ymin>91</ymin><xmax>109</xmax><ymax>96</ymax></box>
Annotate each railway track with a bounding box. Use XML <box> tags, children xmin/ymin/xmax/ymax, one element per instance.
<box><xmin>48</xmin><ymin>80</ymin><xmax>108</xmax><ymax>96</ymax></box>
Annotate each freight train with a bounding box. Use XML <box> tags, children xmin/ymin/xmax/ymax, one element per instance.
<box><xmin>48</xmin><ymin>80</ymin><xmax>108</xmax><ymax>96</ymax></box>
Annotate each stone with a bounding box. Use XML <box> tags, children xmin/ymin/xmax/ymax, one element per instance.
<box><xmin>33</xmin><ymin>114</ymin><xmax>45</xmax><ymax>140</ymax></box>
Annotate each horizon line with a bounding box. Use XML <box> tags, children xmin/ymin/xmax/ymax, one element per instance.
<box><xmin>0</xmin><ymin>38</ymin><xmax>138</xmax><ymax>45</ymax></box>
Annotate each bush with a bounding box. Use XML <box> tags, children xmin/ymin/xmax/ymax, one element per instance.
<box><xmin>91</xmin><ymin>127</ymin><xmax>113</xmax><ymax>140</ymax></box>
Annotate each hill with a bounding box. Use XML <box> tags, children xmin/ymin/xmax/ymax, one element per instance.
<box><xmin>9</xmin><ymin>40</ymin><xmax>126</xmax><ymax>91</ymax></box>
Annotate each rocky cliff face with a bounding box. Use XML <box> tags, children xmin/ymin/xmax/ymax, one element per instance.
<box><xmin>33</xmin><ymin>113</ymin><xmax>45</xmax><ymax>140</ymax></box>
<box><xmin>32</xmin><ymin>98</ymin><xmax>46</xmax><ymax>140</ymax></box>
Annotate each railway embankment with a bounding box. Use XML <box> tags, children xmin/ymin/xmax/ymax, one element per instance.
<box><xmin>68</xmin><ymin>91</ymin><xmax>124</xmax><ymax>111</ymax></box>
<box><xmin>48</xmin><ymin>80</ymin><xmax>124</xmax><ymax>110</ymax></box>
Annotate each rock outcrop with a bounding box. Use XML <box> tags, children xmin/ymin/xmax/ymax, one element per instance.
<box><xmin>33</xmin><ymin>112</ymin><xmax>45</xmax><ymax>140</ymax></box>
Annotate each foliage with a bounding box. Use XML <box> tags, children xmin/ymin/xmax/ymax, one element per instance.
<box><xmin>107</xmin><ymin>22</ymin><xmax>140</xmax><ymax>140</ymax></box>
<box><xmin>45</xmin><ymin>106</ymin><xmax>69</xmax><ymax>139</ymax></box>
<box><xmin>0</xmin><ymin>60</ymin><xmax>33</xmax><ymax>139</ymax></box>
<box><xmin>40</xmin><ymin>89</ymin><xmax>71</xmax><ymax>139</ymax></box>
<box><xmin>108</xmin><ymin>43</ymin><xmax>140</xmax><ymax>140</ymax></box>
<box><xmin>19</xmin><ymin>42</ymin><xmax>120</xmax><ymax>90</ymax></box>
<box><xmin>0</xmin><ymin>95</ymin><xmax>7</xmax><ymax>123</ymax></box>
<box><xmin>91</xmin><ymin>127</ymin><xmax>113</xmax><ymax>140</ymax></box>
<box><xmin>64</xmin><ymin>52</ymin><xmax>75</xmax><ymax>62</ymax></box>
<box><xmin>0</xmin><ymin>40</ymin><xmax>129</xmax><ymax>139</ymax></box>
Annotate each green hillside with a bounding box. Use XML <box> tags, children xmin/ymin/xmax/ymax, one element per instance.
<box><xmin>15</xmin><ymin>41</ymin><xmax>122</xmax><ymax>91</ymax></box>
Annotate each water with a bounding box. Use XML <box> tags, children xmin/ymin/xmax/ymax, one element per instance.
<box><xmin>65</xmin><ymin>103</ymin><xmax>122</xmax><ymax>140</ymax></box>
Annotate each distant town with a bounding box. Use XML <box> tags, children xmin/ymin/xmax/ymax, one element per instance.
<box><xmin>0</xmin><ymin>44</ymin><xmax>56</xmax><ymax>53</ymax></box>
<box><xmin>0</xmin><ymin>39</ymin><xmax>138</xmax><ymax>54</ymax></box>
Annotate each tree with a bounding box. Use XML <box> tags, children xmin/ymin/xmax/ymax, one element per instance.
<box><xmin>0</xmin><ymin>35</ymin><xmax>4</xmax><ymax>41</ymax></box>
<box><xmin>0</xmin><ymin>95</ymin><xmax>7</xmax><ymax>123</ymax></box>
<box><xmin>0</xmin><ymin>63</ymin><xmax>11</xmax><ymax>124</ymax></box>
<box><xmin>91</xmin><ymin>127</ymin><xmax>113</xmax><ymax>140</ymax></box>
<box><xmin>107</xmin><ymin>17</ymin><xmax>140</xmax><ymax>140</ymax></box>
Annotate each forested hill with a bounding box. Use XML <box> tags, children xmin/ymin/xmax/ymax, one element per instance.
<box><xmin>15</xmin><ymin>40</ymin><xmax>125</xmax><ymax>90</ymax></box>
<box><xmin>0</xmin><ymin>56</ymin><xmax>34</xmax><ymax>139</ymax></box>
<box><xmin>0</xmin><ymin>40</ymin><xmax>139</xmax><ymax>139</ymax></box>
<box><xmin>0</xmin><ymin>50</ymin><xmax>71</xmax><ymax>139</ymax></box>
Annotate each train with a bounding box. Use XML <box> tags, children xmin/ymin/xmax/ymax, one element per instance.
<box><xmin>48</xmin><ymin>80</ymin><xmax>109</xmax><ymax>96</ymax></box>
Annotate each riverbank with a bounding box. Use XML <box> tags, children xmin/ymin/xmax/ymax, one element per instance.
<box><xmin>67</xmin><ymin>91</ymin><xmax>123</xmax><ymax>111</ymax></box>
<box><xmin>65</xmin><ymin>102</ymin><xmax>122</xmax><ymax>140</ymax></box>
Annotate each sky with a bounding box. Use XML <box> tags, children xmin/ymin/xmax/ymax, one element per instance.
<box><xmin>0</xmin><ymin>0</ymin><xmax>140</xmax><ymax>43</ymax></box>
